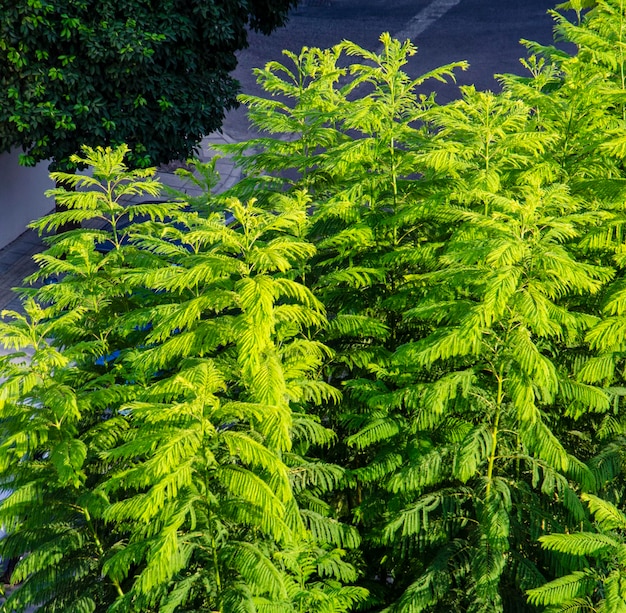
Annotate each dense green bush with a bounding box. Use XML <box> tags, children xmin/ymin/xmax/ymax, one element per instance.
<box><xmin>0</xmin><ymin>0</ymin><xmax>297</xmax><ymax>169</ymax></box>
<box><xmin>4</xmin><ymin>0</ymin><xmax>626</xmax><ymax>611</ymax></box>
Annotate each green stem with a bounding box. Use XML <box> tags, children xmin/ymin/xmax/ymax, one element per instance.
<box><xmin>82</xmin><ymin>507</ymin><xmax>125</xmax><ymax>598</ymax></box>
<box><xmin>619</xmin><ymin>0</ymin><xmax>626</xmax><ymax>120</ymax></box>
<box><xmin>204</xmin><ymin>457</ymin><xmax>222</xmax><ymax>604</ymax></box>
<box><xmin>486</xmin><ymin>365</ymin><xmax>504</xmax><ymax>497</ymax></box>
<box><xmin>390</xmin><ymin>137</ymin><xmax>398</xmax><ymax>205</ymax></box>
<box><xmin>212</xmin><ymin>532</ymin><xmax>222</xmax><ymax>593</ymax></box>
<box><xmin>484</xmin><ymin>136</ymin><xmax>490</xmax><ymax>217</ymax></box>
<box><xmin>389</xmin><ymin>135</ymin><xmax>399</xmax><ymax>245</ymax></box>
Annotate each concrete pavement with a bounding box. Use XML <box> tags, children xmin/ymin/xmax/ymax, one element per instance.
<box><xmin>223</xmin><ymin>0</ymin><xmax>562</xmax><ymax>138</ymax></box>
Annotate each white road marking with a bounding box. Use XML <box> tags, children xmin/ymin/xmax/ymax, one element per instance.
<box><xmin>392</xmin><ymin>0</ymin><xmax>463</xmax><ymax>44</ymax></box>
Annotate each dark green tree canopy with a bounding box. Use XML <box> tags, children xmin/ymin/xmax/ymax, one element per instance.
<box><xmin>0</xmin><ymin>0</ymin><xmax>297</xmax><ymax>169</ymax></box>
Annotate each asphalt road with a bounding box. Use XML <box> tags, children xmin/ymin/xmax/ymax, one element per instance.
<box><xmin>223</xmin><ymin>0</ymin><xmax>572</xmax><ymax>138</ymax></box>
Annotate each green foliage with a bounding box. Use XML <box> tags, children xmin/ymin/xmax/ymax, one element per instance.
<box><xmin>0</xmin><ymin>0</ymin><xmax>297</xmax><ymax>169</ymax></box>
<box><xmin>0</xmin><ymin>145</ymin><xmax>364</xmax><ymax>612</ymax></box>
<box><xmin>527</xmin><ymin>495</ymin><xmax>626</xmax><ymax>612</ymax></box>
<box><xmin>219</xmin><ymin>4</ymin><xmax>626</xmax><ymax>610</ymax></box>
<box><xmin>9</xmin><ymin>0</ymin><xmax>626</xmax><ymax>611</ymax></box>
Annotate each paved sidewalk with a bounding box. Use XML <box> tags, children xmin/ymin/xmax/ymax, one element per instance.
<box><xmin>0</xmin><ymin>131</ymin><xmax>242</xmax><ymax>314</ymax></box>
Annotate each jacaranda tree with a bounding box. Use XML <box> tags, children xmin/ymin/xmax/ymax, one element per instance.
<box><xmin>0</xmin><ymin>147</ymin><xmax>365</xmax><ymax>612</ymax></box>
<box><xmin>218</xmin><ymin>1</ymin><xmax>626</xmax><ymax>610</ymax></box>
<box><xmin>4</xmin><ymin>0</ymin><xmax>626</xmax><ymax>612</ymax></box>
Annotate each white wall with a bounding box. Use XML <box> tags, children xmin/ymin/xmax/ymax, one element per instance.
<box><xmin>0</xmin><ymin>150</ymin><xmax>54</xmax><ymax>249</ymax></box>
